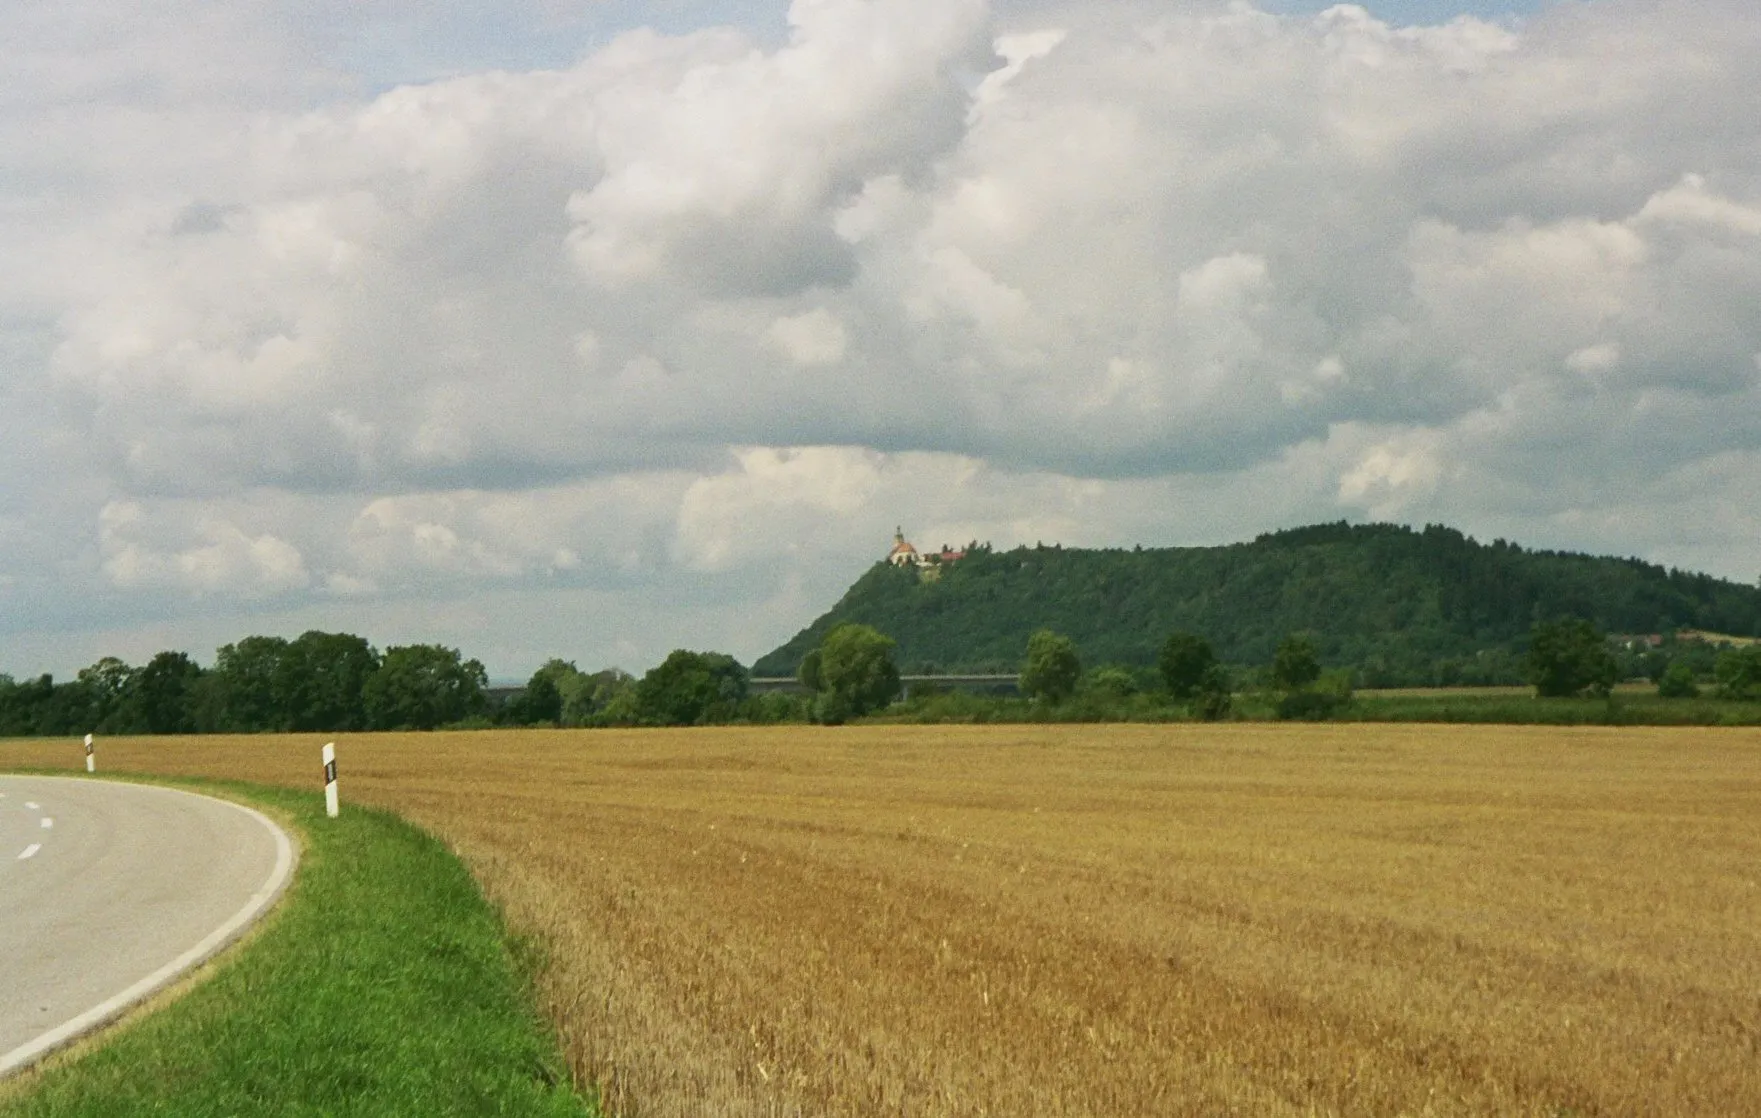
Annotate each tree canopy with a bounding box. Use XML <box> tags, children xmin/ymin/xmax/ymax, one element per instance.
<box><xmin>634</xmin><ymin>650</ymin><xmax>749</xmax><ymax>726</ymax></box>
<box><xmin>0</xmin><ymin>634</ymin><xmax>720</xmax><ymax>737</ymax></box>
<box><xmin>1715</xmin><ymin>645</ymin><xmax>1761</xmax><ymax>700</ymax></box>
<box><xmin>1020</xmin><ymin>629</ymin><xmax>1081</xmax><ymax>702</ymax></box>
<box><xmin>809</xmin><ymin>624</ymin><xmax>901</xmax><ymax>724</ymax></box>
<box><xmin>1159</xmin><ymin>632</ymin><xmax>1217</xmax><ymax>700</ymax></box>
<box><xmin>1525</xmin><ymin>618</ymin><xmax>1619</xmax><ymax>699</ymax></box>
<box><xmin>280</xmin><ymin>631</ymin><xmax>379</xmax><ymax>732</ymax></box>
<box><xmin>1271</xmin><ymin>634</ymin><xmax>1322</xmax><ymax>693</ymax></box>
<box><xmin>363</xmin><ymin>644</ymin><xmax>489</xmax><ymax>730</ymax></box>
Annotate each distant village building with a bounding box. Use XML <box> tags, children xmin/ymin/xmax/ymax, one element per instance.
<box><xmin>887</xmin><ymin>528</ymin><xmax>966</xmax><ymax>577</ymax></box>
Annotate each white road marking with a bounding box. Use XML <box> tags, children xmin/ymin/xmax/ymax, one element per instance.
<box><xmin>17</xmin><ymin>844</ymin><xmax>41</xmax><ymax>860</ymax></box>
<box><xmin>40</xmin><ymin>818</ymin><xmax>53</xmax><ymax>829</ymax></box>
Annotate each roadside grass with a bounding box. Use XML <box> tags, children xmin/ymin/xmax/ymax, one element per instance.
<box><xmin>0</xmin><ymin>777</ymin><xmax>594</xmax><ymax>1118</ymax></box>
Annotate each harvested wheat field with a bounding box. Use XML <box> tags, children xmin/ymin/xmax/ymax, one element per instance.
<box><xmin>5</xmin><ymin>723</ymin><xmax>1759</xmax><ymax>1116</ymax></box>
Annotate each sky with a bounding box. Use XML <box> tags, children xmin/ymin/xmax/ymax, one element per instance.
<box><xmin>3</xmin><ymin>0</ymin><xmax>1759</xmax><ymax>681</ymax></box>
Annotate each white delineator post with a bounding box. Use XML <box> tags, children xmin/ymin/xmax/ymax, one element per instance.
<box><xmin>322</xmin><ymin>742</ymin><xmax>339</xmax><ymax>818</ymax></box>
<box><xmin>84</xmin><ymin>733</ymin><xmax>95</xmax><ymax>774</ymax></box>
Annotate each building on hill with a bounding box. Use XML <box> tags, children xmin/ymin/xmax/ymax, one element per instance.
<box><xmin>888</xmin><ymin>528</ymin><xmax>920</xmax><ymax>567</ymax></box>
<box><xmin>887</xmin><ymin>529</ymin><xmax>965</xmax><ymax>576</ymax></box>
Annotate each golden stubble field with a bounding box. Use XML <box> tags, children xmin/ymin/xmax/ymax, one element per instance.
<box><xmin>5</xmin><ymin>723</ymin><xmax>1759</xmax><ymax>1116</ymax></box>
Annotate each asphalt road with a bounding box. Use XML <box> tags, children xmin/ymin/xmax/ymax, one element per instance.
<box><xmin>0</xmin><ymin>775</ymin><xmax>296</xmax><ymax>1078</ymax></box>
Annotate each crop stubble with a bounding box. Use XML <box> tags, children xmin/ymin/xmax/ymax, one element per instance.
<box><xmin>4</xmin><ymin>723</ymin><xmax>1757</xmax><ymax>1115</ymax></box>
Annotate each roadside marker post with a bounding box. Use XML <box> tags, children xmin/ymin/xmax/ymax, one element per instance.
<box><xmin>84</xmin><ymin>733</ymin><xmax>95</xmax><ymax>774</ymax></box>
<box><xmin>322</xmin><ymin>742</ymin><xmax>339</xmax><ymax>818</ymax></box>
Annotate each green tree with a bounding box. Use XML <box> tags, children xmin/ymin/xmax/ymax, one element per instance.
<box><xmin>76</xmin><ymin>656</ymin><xmax>137</xmax><ymax>733</ymax></box>
<box><xmin>1526</xmin><ymin>618</ymin><xmax>1618</xmax><ymax>698</ymax></box>
<box><xmin>582</xmin><ymin>668</ymin><xmax>633</xmax><ymax>724</ymax></box>
<box><xmin>1714</xmin><ymin>645</ymin><xmax>1761</xmax><ymax>700</ymax></box>
<box><xmin>1020</xmin><ymin>629</ymin><xmax>1081</xmax><ymax>702</ymax></box>
<box><xmin>134</xmin><ymin>651</ymin><xmax>204</xmax><ymax>734</ymax></box>
<box><xmin>516</xmin><ymin>659</ymin><xmax>592</xmax><ymax>726</ymax></box>
<box><xmin>634</xmin><ymin>651</ymin><xmax>749</xmax><ymax>726</ymax></box>
<box><xmin>598</xmin><ymin>684</ymin><xmax>640</xmax><ymax>726</ymax></box>
<box><xmin>811</xmin><ymin>624</ymin><xmax>902</xmax><ymax>724</ymax></box>
<box><xmin>1158</xmin><ymin>632</ymin><xmax>1217</xmax><ymax>701</ymax></box>
<box><xmin>363</xmin><ymin>644</ymin><xmax>489</xmax><ymax>730</ymax></box>
<box><xmin>1191</xmin><ymin>663</ymin><xmax>1233</xmax><ymax>721</ymax></box>
<box><xmin>797</xmin><ymin>649</ymin><xmax>824</xmax><ymax>692</ymax></box>
<box><xmin>1270</xmin><ymin>633</ymin><xmax>1322</xmax><ymax>693</ymax></box>
<box><xmin>211</xmin><ymin>635</ymin><xmax>291</xmax><ymax>732</ymax></box>
<box><xmin>510</xmin><ymin>670</ymin><xmax>563</xmax><ymax>726</ymax></box>
<box><xmin>0</xmin><ymin>673</ymin><xmax>73</xmax><ymax>737</ymax></box>
<box><xmin>1656</xmin><ymin>660</ymin><xmax>1700</xmax><ymax>699</ymax></box>
<box><xmin>278</xmin><ymin>631</ymin><xmax>380</xmax><ymax>732</ymax></box>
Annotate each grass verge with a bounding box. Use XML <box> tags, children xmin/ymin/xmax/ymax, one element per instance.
<box><xmin>0</xmin><ymin>777</ymin><xmax>595</xmax><ymax>1118</ymax></box>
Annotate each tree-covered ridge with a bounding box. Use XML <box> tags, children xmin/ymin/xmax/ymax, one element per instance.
<box><xmin>753</xmin><ymin>522</ymin><xmax>1761</xmax><ymax>685</ymax></box>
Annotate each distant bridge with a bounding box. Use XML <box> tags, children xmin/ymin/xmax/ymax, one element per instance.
<box><xmin>749</xmin><ymin>674</ymin><xmax>1020</xmax><ymax>696</ymax></box>
<box><xmin>489</xmin><ymin>673</ymin><xmax>1022</xmax><ymax>703</ymax></box>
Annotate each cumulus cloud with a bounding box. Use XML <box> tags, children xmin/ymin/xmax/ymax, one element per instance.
<box><xmin>35</xmin><ymin>0</ymin><xmax>1761</xmax><ymax>493</ymax></box>
<box><xmin>765</xmin><ymin>309</ymin><xmax>849</xmax><ymax>367</ymax></box>
<box><xmin>5</xmin><ymin>0</ymin><xmax>1761</xmax><ymax>673</ymax></box>
<box><xmin>342</xmin><ymin>477</ymin><xmax>690</xmax><ymax>588</ymax></box>
<box><xmin>99</xmin><ymin>501</ymin><xmax>310</xmax><ymax>596</ymax></box>
<box><xmin>1337</xmin><ymin>434</ymin><xmax>1446</xmax><ymax>520</ymax></box>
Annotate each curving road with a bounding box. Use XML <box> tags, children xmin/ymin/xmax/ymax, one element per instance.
<box><xmin>0</xmin><ymin>775</ymin><xmax>296</xmax><ymax>1078</ymax></box>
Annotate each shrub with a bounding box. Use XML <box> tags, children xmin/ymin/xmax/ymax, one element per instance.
<box><xmin>1190</xmin><ymin>663</ymin><xmax>1234</xmax><ymax>721</ymax></box>
<box><xmin>1020</xmin><ymin>630</ymin><xmax>1081</xmax><ymax>703</ymax></box>
<box><xmin>1526</xmin><ymin>618</ymin><xmax>1618</xmax><ymax>698</ymax></box>
<box><xmin>1271</xmin><ymin>634</ymin><xmax>1322</xmax><ymax>693</ymax></box>
<box><xmin>1082</xmin><ymin>665</ymin><xmax>1138</xmax><ymax>701</ymax></box>
<box><xmin>1657</xmin><ymin>661</ymin><xmax>1701</xmax><ymax>699</ymax></box>
<box><xmin>1159</xmin><ymin>633</ymin><xmax>1217</xmax><ymax>701</ymax></box>
<box><xmin>1715</xmin><ymin>645</ymin><xmax>1761</xmax><ymax>700</ymax></box>
<box><xmin>1275</xmin><ymin>669</ymin><xmax>1353</xmax><ymax>721</ymax></box>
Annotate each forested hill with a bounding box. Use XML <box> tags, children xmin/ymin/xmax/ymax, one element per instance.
<box><xmin>753</xmin><ymin>522</ymin><xmax>1761</xmax><ymax>685</ymax></box>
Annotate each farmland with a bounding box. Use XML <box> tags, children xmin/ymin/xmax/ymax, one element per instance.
<box><xmin>4</xmin><ymin>724</ymin><xmax>1759</xmax><ymax>1116</ymax></box>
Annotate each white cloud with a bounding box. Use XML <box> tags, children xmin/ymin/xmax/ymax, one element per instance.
<box><xmin>7</xmin><ymin>0</ymin><xmax>1761</xmax><ymax>675</ymax></box>
<box><xmin>1636</xmin><ymin>174</ymin><xmax>1761</xmax><ymax>238</ymax></box>
<box><xmin>342</xmin><ymin>477</ymin><xmax>692</xmax><ymax>588</ymax></box>
<box><xmin>562</xmin><ymin>0</ymin><xmax>989</xmax><ymax>294</ymax></box>
<box><xmin>1565</xmin><ymin>342</ymin><xmax>1622</xmax><ymax>375</ymax></box>
<box><xmin>969</xmin><ymin>28</ymin><xmax>1065</xmax><ymax>120</ymax></box>
<box><xmin>673</xmin><ymin>447</ymin><xmax>891</xmax><ymax>571</ymax></box>
<box><xmin>765</xmin><ymin>309</ymin><xmax>848</xmax><ymax>367</ymax></box>
<box><xmin>33</xmin><ymin>0</ymin><xmax>1761</xmax><ymax>498</ymax></box>
<box><xmin>99</xmin><ymin>501</ymin><xmax>310</xmax><ymax>596</ymax></box>
<box><xmin>1337</xmin><ymin>435</ymin><xmax>1445</xmax><ymax>519</ymax></box>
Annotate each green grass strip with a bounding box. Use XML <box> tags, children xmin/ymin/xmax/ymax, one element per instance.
<box><xmin>1</xmin><ymin>779</ymin><xmax>595</xmax><ymax>1118</ymax></box>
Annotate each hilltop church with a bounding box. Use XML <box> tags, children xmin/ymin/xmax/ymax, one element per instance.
<box><xmin>888</xmin><ymin>528</ymin><xmax>965</xmax><ymax>572</ymax></box>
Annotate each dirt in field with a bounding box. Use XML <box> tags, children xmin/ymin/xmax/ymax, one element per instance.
<box><xmin>7</xmin><ymin>723</ymin><xmax>1760</xmax><ymax>1116</ymax></box>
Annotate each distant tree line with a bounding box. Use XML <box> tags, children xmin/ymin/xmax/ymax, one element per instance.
<box><xmin>7</xmin><ymin>613</ymin><xmax>1761</xmax><ymax>739</ymax></box>
<box><xmin>0</xmin><ymin>632</ymin><xmax>493</xmax><ymax>737</ymax></box>
<box><xmin>0</xmin><ymin>633</ymin><xmax>804</xmax><ymax>737</ymax></box>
